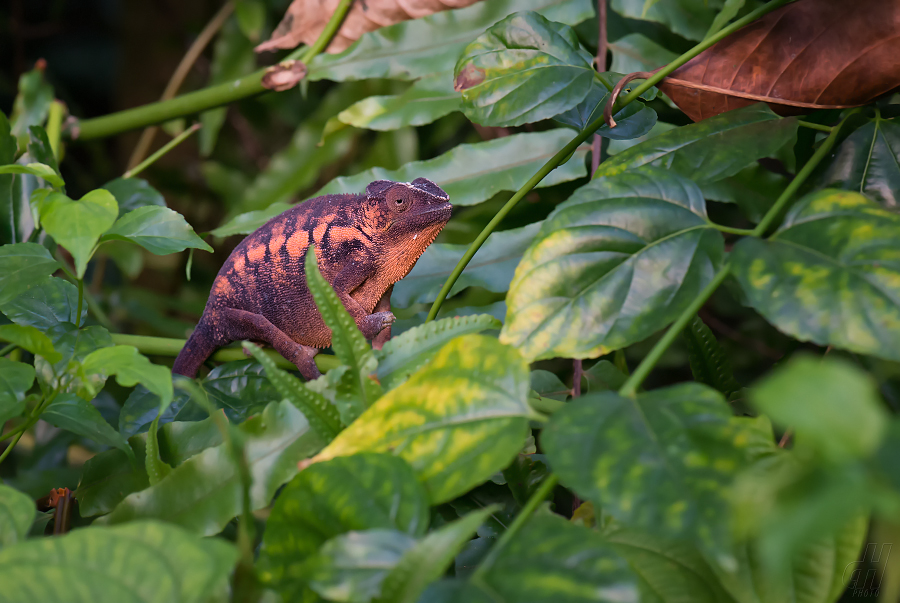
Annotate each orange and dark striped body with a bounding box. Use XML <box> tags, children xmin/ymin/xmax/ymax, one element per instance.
<box><xmin>173</xmin><ymin>178</ymin><xmax>452</xmax><ymax>379</ymax></box>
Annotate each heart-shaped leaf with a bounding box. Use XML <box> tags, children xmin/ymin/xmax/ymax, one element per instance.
<box><xmin>39</xmin><ymin>189</ymin><xmax>118</xmax><ymax>277</ymax></box>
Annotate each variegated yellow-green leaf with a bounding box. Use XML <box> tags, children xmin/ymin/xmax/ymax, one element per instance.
<box><xmin>39</xmin><ymin>189</ymin><xmax>118</xmax><ymax>277</ymax></box>
<box><xmin>732</xmin><ymin>190</ymin><xmax>900</xmax><ymax>361</ymax></box>
<box><xmin>454</xmin><ymin>12</ymin><xmax>595</xmax><ymax>127</ymax></box>
<box><xmin>313</xmin><ymin>335</ymin><xmax>532</xmax><ymax>504</ymax></box>
<box><xmin>0</xmin><ymin>485</ymin><xmax>34</xmax><ymax>548</ymax></box>
<box><xmin>501</xmin><ymin>167</ymin><xmax>724</xmax><ymax>361</ymax></box>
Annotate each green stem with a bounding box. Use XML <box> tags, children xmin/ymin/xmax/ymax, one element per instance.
<box><xmin>797</xmin><ymin>120</ymin><xmax>834</xmax><ymax>133</ymax></box>
<box><xmin>0</xmin><ymin>429</ymin><xmax>25</xmax><ymax>466</ymax></box>
<box><xmin>426</xmin><ymin>0</ymin><xmax>796</xmax><ymax>321</ymax></box>
<box><xmin>124</xmin><ymin>123</ymin><xmax>201</xmax><ymax>178</ymax></box>
<box><xmin>618</xmin><ymin>264</ymin><xmax>732</xmax><ymax>397</ymax></box>
<box><xmin>471</xmin><ymin>473</ymin><xmax>560</xmax><ymax>582</ymax></box>
<box><xmin>46</xmin><ymin>100</ymin><xmax>65</xmax><ymax>159</ymax></box>
<box><xmin>75</xmin><ymin>278</ymin><xmax>84</xmax><ymax>328</ymax></box>
<box><xmin>0</xmin><ymin>343</ymin><xmax>16</xmax><ymax>357</ymax></box>
<box><xmin>711</xmin><ymin>223</ymin><xmax>756</xmax><ymax>236</ymax></box>
<box><xmin>299</xmin><ymin>0</ymin><xmax>354</xmax><ymax>63</ymax></box>
<box><xmin>0</xmin><ymin>391</ymin><xmax>58</xmax><ymax>466</ymax></box>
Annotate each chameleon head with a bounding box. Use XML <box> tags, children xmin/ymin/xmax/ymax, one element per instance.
<box><xmin>364</xmin><ymin>177</ymin><xmax>452</xmax><ymax>243</ymax></box>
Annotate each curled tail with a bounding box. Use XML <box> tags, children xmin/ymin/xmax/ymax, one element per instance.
<box><xmin>173</xmin><ymin>317</ymin><xmax>220</xmax><ymax>377</ymax></box>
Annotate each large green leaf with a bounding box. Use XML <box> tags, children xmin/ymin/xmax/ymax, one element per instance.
<box><xmin>314</xmin><ymin>335</ymin><xmax>531</xmax><ymax>504</ymax></box>
<box><xmin>0</xmin><ymin>276</ymin><xmax>85</xmax><ymax>329</ymax></box>
<box><xmin>80</xmin><ymin>345</ymin><xmax>173</xmax><ymax>408</ymax></box>
<box><xmin>0</xmin><ymin>242</ymin><xmax>60</xmax><ymax>305</ymax></box>
<box><xmin>0</xmin><ymin>520</ymin><xmax>238</xmax><ymax>603</ymax></box>
<box><xmin>477</xmin><ymin>513</ymin><xmax>639</xmax><ymax>603</ymax></box>
<box><xmin>102</xmin><ymin>206</ymin><xmax>212</xmax><ymax>255</ymax></box>
<box><xmin>43</xmin><ymin>393</ymin><xmax>133</xmax><ymax>458</ymax></box>
<box><xmin>454</xmin><ymin>12</ymin><xmax>595</xmax><ymax>127</ymax></box>
<box><xmin>259</xmin><ymin>453</ymin><xmax>429</xmax><ymax>593</ymax></box>
<box><xmin>375</xmin><ymin>314</ymin><xmax>501</xmax><ymax>390</ymax></box>
<box><xmin>817</xmin><ymin>115</ymin><xmax>900</xmax><ymax>210</ymax></box>
<box><xmin>0</xmin><ymin>323</ymin><xmax>61</xmax><ymax>363</ymax></box>
<box><xmin>100</xmin><ymin>177</ymin><xmax>165</xmax><ymax>217</ymax></box>
<box><xmin>750</xmin><ymin>355</ymin><xmax>888</xmax><ymax>462</ymax></box>
<box><xmin>308</xmin><ymin>0</ymin><xmax>594</xmax><ymax>82</ymax></box>
<box><xmin>543</xmin><ymin>383</ymin><xmax>751</xmax><ymax>551</ymax></box>
<box><xmin>394</xmin><ymin>222</ymin><xmax>541</xmax><ymax>308</ymax></box>
<box><xmin>610</xmin><ymin>33</ymin><xmax>679</xmax><ymax>75</ymax></box>
<box><xmin>209</xmin><ymin>201</ymin><xmax>292</xmax><ymax>238</ymax></box>
<box><xmin>39</xmin><ymin>189</ymin><xmax>118</xmax><ymax>277</ymax></box>
<box><xmin>0</xmin><ymin>485</ymin><xmax>34</xmax><ymax>548</ymax></box>
<box><xmin>0</xmin><ymin>358</ymin><xmax>33</xmax><ymax>424</ymax></box>
<box><xmin>612</xmin><ymin>0</ymin><xmax>727</xmax><ymax>41</ymax></box>
<box><xmin>100</xmin><ymin>400</ymin><xmax>326</xmax><ymax>535</ymax></box>
<box><xmin>315</xmin><ymin>129</ymin><xmax>588</xmax><ymax>207</ymax></box>
<box><xmin>555</xmin><ymin>82</ymin><xmax>657</xmax><ymax>140</ymax></box>
<box><xmin>594</xmin><ymin>105</ymin><xmax>797</xmax><ymax>185</ymax></box>
<box><xmin>732</xmin><ymin>190</ymin><xmax>900</xmax><ymax>361</ymax></box>
<box><xmin>501</xmin><ymin>168</ymin><xmax>724</xmax><ymax>361</ymax></box>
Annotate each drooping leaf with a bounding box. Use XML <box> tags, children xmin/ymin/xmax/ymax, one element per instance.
<box><xmin>554</xmin><ymin>82</ymin><xmax>657</xmax><ymax>140</ymax></box>
<box><xmin>0</xmin><ymin>485</ymin><xmax>34</xmax><ymax>548</ymax></box>
<box><xmin>0</xmin><ymin>323</ymin><xmax>61</xmax><ymax>363</ymax></box>
<box><xmin>314</xmin><ymin>129</ymin><xmax>588</xmax><ymax>207</ymax></box>
<box><xmin>612</xmin><ymin>0</ymin><xmax>728</xmax><ymax>41</ymax></box>
<box><xmin>393</xmin><ymin>222</ymin><xmax>541</xmax><ymax>308</ymax></box>
<box><xmin>259</xmin><ymin>453</ymin><xmax>429</xmax><ymax>594</ymax></box>
<box><xmin>100</xmin><ymin>400</ymin><xmax>326</xmax><ymax>535</ymax></box>
<box><xmin>501</xmin><ymin>168</ymin><xmax>724</xmax><ymax>361</ymax></box>
<box><xmin>0</xmin><ymin>520</ymin><xmax>238</xmax><ymax>603</ymax></box>
<box><xmin>682</xmin><ymin>315</ymin><xmax>742</xmax><ymax>400</ymax></box>
<box><xmin>477</xmin><ymin>513</ymin><xmax>640</xmax><ymax>603</ymax></box>
<box><xmin>80</xmin><ymin>345</ymin><xmax>173</xmax><ymax>408</ymax></box>
<box><xmin>454</xmin><ymin>12</ymin><xmax>595</xmax><ymax>127</ymax></box>
<box><xmin>543</xmin><ymin>383</ymin><xmax>752</xmax><ymax>551</ymax></box>
<box><xmin>100</xmin><ymin>177</ymin><xmax>165</xmax><ymax>217</ymax></box>
<box><xmin>305</xmin><ymin>247</ymin><xmax>382</xmax><ymax>422</ymax></box>
<box><xmin>0</xmin><ymin>358</ymin><xmax>34</xmax><ymax>424</ymax></box>
<box><xmin>42</xmin><ymin>393</ymin><xmax>134</xmax><ymax>458</ymax></box>
<box><xmin>313</xmin><ymin>335</ymin><xmax>531</xmax><ymax>504</ymax></box>
<box><xmin>308</xmin><ymin>0</ymin><xmax>594</xmax><ymax>82</ymax></box>
<box><xmin>102</xmin><ymin>206</ymin><xmax>213</xmax><ymax>255</ymax></box>
<box><xmin>817</xmin><ymin>115</ymin><xmax>900</xmax><ymax>210</ymax></box>
<box><xmin>0</xmin><ymin>276</ymin><xmax>85</xmax><ymax>330</ymax></box>
<box><xmin>731</xmin><ymin>190</ymin><xmax>900</xmax><ymax>362</ymax></box>
<box><xmin>0</xmin><ymin>243</ymin><xmax>60</xmax><ymax>306</ymax></box>
<box><xmin>374</xmin><ymin>314</ymin><xmax>502</xmax><ymax>390</ymax></box>
<box><xmin>657</xmin><ymin>0</ymin><xmax>900</xmax><ymax>120</ymax></box>
<box><xmin>0</xmin><ymin>163</ymin><xmax>64</xmax><ymax>189</ymax></box>
<box><xmin>593</xmin><ymin>104</ymin><xmax>798</xmax><ymax>185</ymax></box>
<box><xmin>376</xmin><ymin>506</ymin><xmax>498</xmax><ymax>603</ymax></box>
<box><xmin>39</xmin><ymin>189</ymin><xmax>118</xmax><ymax>277</ymax></box>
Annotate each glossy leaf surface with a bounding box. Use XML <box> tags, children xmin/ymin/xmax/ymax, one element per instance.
<box><xmin>100</xmin><ymin>178</ymin><xmax>165</xmax><ymax>217</ymax></box>
<box><xmin>555</xmin><ymin>83</ymin><xmax>657</xmax><ymax>140</ymax></box>
<box><xmin>80</xmin><ymin>345</ymin><xmax>173</xmax><ymax>407</ymax></box>
<box><xmin>102</xmin><ymin>206</ymin><xmax>213</xmax><ymax>255</ymax></box>
<box><xmin>0</xmin><ymin>276</ymin><xmax>85</xmax><ymax>329</ymax></box>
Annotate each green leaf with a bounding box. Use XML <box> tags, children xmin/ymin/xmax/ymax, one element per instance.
<box><xmin>612</xmin><ymin>0</ymin><xmax>728</xmax><ymax>41</ymax></box>
<box><xmin>26</xmin><ymin>125</ymin><xmax>58</xmax><ymax>173</ymax></box>
<box><xmin>0</xmin><ymin>323</ymin><xmax>61</xmax><ymax>363</ymax></box>
<box><xmin>102</xmin><ymin>206</ymin><xmax>213</xmax><ymax>254</ymax></box>
<box><xmin>594</xmin><ymin>104</ymin><xmax>798</xmax><ymax>185</ymax></box>
<box><xmin>501</xmin><ymin>168</ymin><xmax>724</xmax><ymax>361</ymax></box>
<box><xmin>543</xmin><ymin>383</ymin><xmax>751</xmax><ymax>551</ymax></box>
<box><xmin>581</xmin><ymin>360</ymin><xmax>628</xmax><ymax>393</ymax></box>
<box><xmin>375</xmin><ymin>314</ymin><xmax>502</xmax><ymax>391</ymax></box>
<box><xmin>0</xmin><ymin>111</ymin><xmax>28</xmax><ymax>246</ymax></box>
<box><xmin>393</xmin><ymin>222</ymin><xmax>542</xmax><ymax>307</ymax></box>
<box><xmin>77</xmin><ymin>415</ymin><xmax>224</xmax><ymax>517</ymax></box>
<box><xmin>0</xmin><ymin>242</ymin><xmax>60</xmax><ymax>306</ymax></box>
<box><xmin>701</xmin><ymin>163</ymin><xmax>788</xmax><ymax>223</ymax></box>
<box><xmin>0</xmin><ymin>358</ymin><xmax>35</xmax><ymax>424</ymax></box>
<box><xmin>210</xmin><ymin>201</ymin><xmax>292</xmax><ymax>238</ymax></box>
<box><xmin>10</xmin><ymin>66</ymin><xmax>53</xmax><ymax>143</ymax></box>
<box><xmin>751</xmin><ymin>355</ymin><xmax>887</xmax><ymax>462</ymax></box>
<box><xmin>43</xmin><ymin>393</ymin><xmax>134</xmax><ymax>458</ymax></box>
<box><xmin>201</xmin><ymin>359</ymin><xmax>281</xmax><ymax>419</ymax></box>
<box><xmin>502</xmin><ymin>454</ymin><xmax>550</xmax><ymax>507</ymax></box>
<box><xmin>327</xmin><ymin>72</ymin><xmax>460</xmax><ymax>135</ymax></box>
<box><xmin>315</xmin><ymin>335</ymin><xmax>531</xmax><ymax>504</ymax></box>
<box><xmin>0</xmin><ymin>520</ymin><xmax>238</xmax><ymax>603</ymax></box>
<box><xmin>243</xmin><ymin>342</ymin><xmax>343</xmax><ymax>441</ymax></box>
<box><xmin>817</xmin><ymin>115</ymin><xmax>900</xmax><ymax>210</ymax></box>
<box><xmin>476</xmin><ymin>513</ymin><xmax>639</xmax><ymax>603</ymax></box>
<box><xmin>100</xmin><ymin>177</ymin><xmax>165</xmax><ymax>217</ymax></box>
<box><xmin>259</xmin><ymin>453</ymin><xmax>429</xmax><ymax>594</ymax></box>
<box><xmin>610</xmin><ymin>33</ymin><xmax>679</xmax><ymax>75</ymax></box>
<box><xmin>376</xmin><ymin>506</ymin><xmax>498</xmax><ymax>603</ymax></box>
<box><xmin>0</xmin><ymin>484</ymin><xmax>34</xmax><ymax>548</ymax></box>
<box><xmin>235</xmin><ymin>0</ymin><xmax>265</xmax><ymax>41</ymax></box>
<box><xmin>555</xmin><ymin>82</ymin><xmax>657</xmax><ymax>140</ymax></box>
<box><xmin>40</xmin><ymin>189</ymin><xmax>118</xmax><ymax>277</ymax></box>
<box><xmin>100</xmin><ymin>400</ymin><xmax>327</xmax><ymax>535</ymax></box>
<box><xmin>682</xmin><ymin>316</ymin><xmax>742</xmax><ymax>400</ymax></box>
<box><xmin>34</xmin><ymin>324</ymin><xmax>113</xmax><ymax>400</ymax></box>
<box><xmin>308</xmin><ymin>0</ymin><xmax>594</xmax><ymax>82</ymax></box>
<box><xmin>704</xmin><ymin>0</ymin><xmax>746</xmax><ymax>39</ymax></box>
<box><xmin>315</xmin><ymin>129</ymin><xmax>588</xmax><ymax>208</ymax></box>
<box><xmin>531</xmin><ymin>369</ymin><xmax>569</xmax><ymax>401</ymax></box>
<box><xmin>0</xmin><ymin>163</ymin><xmax>64</xmax><ymax>189</ymax></box>
<box><xmin>306</xmin><ymin>530</ymin><xmax>418</xmax><ymax>603</ymax></box>
<box><xmin>305</xmin><ymin>247</ymin><xmax>382</xmax><ymax>422</ymax></box>
<box><xmin>80</xmin><ymin>345</ymin><xmax>173</xmax><ymax>408</ymax></box>
<box><xmin>454</xmin><ymin>12</ymin><xmax>595</xmax><ymax>127</ymax></box>
<box><xmin>731</xmin><ymin>190</ymin><xmax>900</xmax><ymax>361</ymax></box>
<box><xmin>0</xmin><ymin>276</ymin><xmax>86</xmax><ymax>329</ymax></box>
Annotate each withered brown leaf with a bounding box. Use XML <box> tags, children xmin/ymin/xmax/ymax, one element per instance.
<box><xmin>256</xmin><ymin>0</ymin><xmax>484</xmax><ymax>55</ymax></box>
<box><xmin>656</xmin><ymin>0</ymin><xmax>900</xmax><ymax>121</ymax></box>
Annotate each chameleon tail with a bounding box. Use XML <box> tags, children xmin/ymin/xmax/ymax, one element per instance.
<box><xmin>173</xmin><ymin>317</ymin><xmax>220</xmax><ymax>378</ymax></box>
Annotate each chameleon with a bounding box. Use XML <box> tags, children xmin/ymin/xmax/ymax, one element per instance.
<box><xmin>172</xmin><ymin>178</ymin><xmax>452</xmax><ymax>380</ymax></box>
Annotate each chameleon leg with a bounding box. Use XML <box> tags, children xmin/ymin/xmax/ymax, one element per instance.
<box><xmin>371</xmin><ymin>285</ymin><xmax>393</xmax><ymax>350</ymax></box>
<box><xmin>221</xmin><ymin>308</ymin><xmax>321</xmax><ymax>380</ymax></box>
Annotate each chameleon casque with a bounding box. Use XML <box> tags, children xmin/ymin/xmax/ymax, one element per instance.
<box><xmin>172</xmin><ymin>178</ymin><xmax>452</xmax><ymax>380</ymax></box>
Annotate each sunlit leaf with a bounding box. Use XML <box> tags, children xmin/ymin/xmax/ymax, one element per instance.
<box><xmin>39</xmin><ymin>189</ymin><xmax>118</xmax><ymax>277</ymax></box>
<box><xmin>0</xmin><ymin>485</ymin><xmax>34</xmax><ymax>548</ymax></box>
<box><xmin>102</xmin><ymin>206</ymin><xmax>213</xmax><ymax>255</ymax></box>
<box><xmin>0</xmin><ymin>163</ymin><xmax>63</xmax><ymax>189</ymax></box>
<box><xmin>80</xmin><ymin>345</ymin><xmax>173</xmax><ymax>407</ymax></box>
<box><xmin>0</xmin><ymin>323</ymin><xmax>61</xmax><ymax>363</ymax></box>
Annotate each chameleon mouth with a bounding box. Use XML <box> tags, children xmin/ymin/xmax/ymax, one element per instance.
<box><xmin>413</xmin><ymin>202</ymin><xmax>453</xmax><ymax>218</ymax></box>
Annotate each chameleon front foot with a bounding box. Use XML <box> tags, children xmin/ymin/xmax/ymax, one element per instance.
<box><xmin>358</xmin><ymin>311</ymin><xmax>395</xmax><ymax>340</ymax></box>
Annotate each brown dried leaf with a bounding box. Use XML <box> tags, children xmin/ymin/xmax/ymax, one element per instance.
<box><xmin>256</xmin><ymin>0</ymin><xmax>485</xmax><ymax>54</ymax></box>
<box><xmin>261</xmin><ymin>60</ymin><xmax>309</xmax><ymax>91</ymax></box>
<box><xmin>657</xmin><ymin>0</ymin><xmax>900</xmax><ymax>121</ymax></box>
